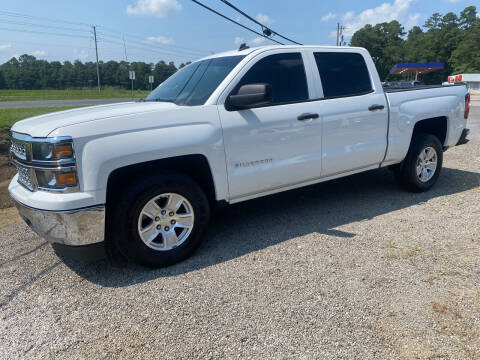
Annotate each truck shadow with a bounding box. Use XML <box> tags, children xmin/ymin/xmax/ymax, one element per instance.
<box><xmin>57</xmin><ymin>167</ymin><xmax>480</xmax><ymax>287</ymax></box>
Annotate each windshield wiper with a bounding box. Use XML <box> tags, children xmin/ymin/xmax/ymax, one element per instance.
<box><xmin>144</xmin><ymin>98</ymin><xmax>177</xmax><ymax>103</ymax></box>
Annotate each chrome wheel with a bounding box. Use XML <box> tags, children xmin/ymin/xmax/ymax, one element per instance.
<box><xmin>137</xmin><ymin>193</ymin><xmax>194</xmax><ymax>251</ymax></box>
<box><xmin>416</xmin><ymin>146</ymin><xmax>438</xmax><ymax>183</ymax></box>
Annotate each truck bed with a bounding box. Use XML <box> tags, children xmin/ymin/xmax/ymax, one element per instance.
<box><xmin>384</xmin><ymin>83</ymin><xmax>465</xmax><ymax>93</ymax></box>
<box><xmin>383</xmin><ymin>83</ymin><xmax>468</xmax><ymax>166</ymax></box>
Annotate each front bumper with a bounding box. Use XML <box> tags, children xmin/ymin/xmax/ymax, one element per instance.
<box><xmin>13</xmin><ymin>199</ymin><xmax>105</xmax><ymax>246</ymax></box>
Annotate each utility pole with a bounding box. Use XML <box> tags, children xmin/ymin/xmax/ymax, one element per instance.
<box><xmin>122</xmin><ymin>34</ymin><xmax>128</xmax><ymax>62</ymax></box>
<box><xmin>93</xmin><ymin>25</ymin><xmax>101</xmax><ymax>92</ymax></box>
<box><xmin>336</xmin><ymin>22</ymin><xmax>340</xmax><ymax>46</ymax></box>
<box><xmin>336</xmin><ymin>23</ymin><xmax>349</xmax><ymax>46</ymax></box>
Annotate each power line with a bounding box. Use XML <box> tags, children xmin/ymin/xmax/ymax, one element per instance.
<box><xmin>0</xmin><ymin>10</ymin><xmax>91</xmax><ymax>28</ymax></box>
<box><xmin>92</xmin><ymin>45</ymin><xmax>194</xmax><ymax>61</ymax></box>
<box><xmin>99</xmin><ymin>38</ymin><xmax>197</xmax><ymax>60</ymax></box>
<box><xmin>0</xmin><ymin>38</ymin><xmax>91</xmax><ymax>49</ymax></box>
<box><xmin>97</xmin><ymin>32</ymin><xmax>203</xmax><ymax>57</ymax></box>
<box><xmin>190</xmin><ymin>0</ymin><xmax>284</xmax><ymax>45</ymax></box>
<box><xmin>0</xmin><ymin>27</ymin><xmax>91</xmax><ymax>39</ymax></box>
<box><xmin>0</xmin><ymin>10</ymin><xmax>208</xmax><ymax>59</ymax></box>
<box><xmin>97</xmin><ymin>31</ymin><xmax>206</xmax><ymax>57</ymax></box>
<box><xmin>97</xmin><ymin>26</ymin><xmax>207</xmax><ymax>55</ymax></box>
<box><xmin>0</xmin><ymin>22</ymin><xmax>200</xmax><ymax>61</ymax></box>
<box><xmin>0</xmin><ymin>18</ymin><xmax>91</xmax><ymax>33</ymax></box>
<box><xmin>218</xmin><ymin>0</ymin><xmax>302</xmax><ymax>45</ymax></box>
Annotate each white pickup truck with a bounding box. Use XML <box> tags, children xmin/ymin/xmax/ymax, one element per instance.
<box><xmin>9</xmin><ymin>45</ymin><xmax>470</xmax><ymax>267</ymax></box>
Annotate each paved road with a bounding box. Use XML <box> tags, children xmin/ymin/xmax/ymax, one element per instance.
<box><xmin>0</xmin><ymin>98</ymin><xmax>137</xmax><ymax>109</ymax></box>
<box><xmin>0</xmin><ymin>107</ymin><xmax>479</xmax><ymax>359</ymax></box>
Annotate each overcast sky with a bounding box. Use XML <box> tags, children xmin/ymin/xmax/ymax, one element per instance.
<box><xmin>0</xmin><ymin>0</ymin><xmax>474</xmax><ymax>65</ymax></box>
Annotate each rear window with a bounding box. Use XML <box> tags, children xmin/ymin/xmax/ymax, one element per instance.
<box><xmin>313</xmin><ymin>52</ymin><xmax>372</xmax><ymax>98</ymax></box>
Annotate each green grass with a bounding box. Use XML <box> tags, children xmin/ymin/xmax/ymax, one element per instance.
<box><xmin>0</xmin><ymin>87</ymin><xmax>150</xmax><ymax>102</ymax></box>
<box><xmin>0</xmin><ymin>106</ymin><xmax>84</xmax><ymax>130</ymax></box>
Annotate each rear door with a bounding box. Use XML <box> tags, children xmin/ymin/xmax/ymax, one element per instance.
<box><xmin>217</xmin><ymin>50</ymin><xmax>324</xmax><ymax>200</ymax></box>
<box><xmin>311</xmin><ymin>50</ymin><xmax>388</xmax><ymax>176</ymax></box>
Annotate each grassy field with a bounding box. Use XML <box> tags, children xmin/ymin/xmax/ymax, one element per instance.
<box><xmin>0</xmin><ymin>106</ymin><xmax>84</xmax><ymax>130</ymax></box>
<box><xmin>0</xmin><ymin>87</ymin><xmax>150</xmax><ymax>102</ymax></box>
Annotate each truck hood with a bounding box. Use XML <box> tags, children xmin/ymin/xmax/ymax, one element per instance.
<box><xmin>11</xmin><ymin>101</ymin><xmax>180</xmax><ymax>137</ymax></box>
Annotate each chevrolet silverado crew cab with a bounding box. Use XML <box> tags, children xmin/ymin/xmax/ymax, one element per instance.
<box><xmin>8</xmin><ymin>46</ymin><xmax>471</xmax><ymax>267</ymax></box>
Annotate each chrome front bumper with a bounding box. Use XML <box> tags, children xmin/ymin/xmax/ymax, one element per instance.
<box><xmin>13</xmin><ymin>200</ymin><xmax>105</xmax><ymax>246</ymax></box>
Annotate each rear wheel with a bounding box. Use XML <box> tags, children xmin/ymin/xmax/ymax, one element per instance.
<box><xmin>394</xmin><ymin>133</ymin><xmax>443</xmax><ymax>192</ymax></box>
<box><xmin>111</xmin><ymin>173</ymin><xmax>210</xmax><ymax>267</ymax></box>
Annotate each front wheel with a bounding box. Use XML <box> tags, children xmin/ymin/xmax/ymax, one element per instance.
<box><xmin>394</xmin><ymin>133</ymin><xmax>443</xmax><ymax>192</ymax></box>
<box><xmin>111</xmin><ymin>173</ymin><xmax>210</xmax><ymax>267</ymax></box>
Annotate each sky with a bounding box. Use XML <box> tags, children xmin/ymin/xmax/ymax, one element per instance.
<box><xmin>0</xmin><ymin>0</ymin><xmax>475</xmax><ymax>65</ymax></box>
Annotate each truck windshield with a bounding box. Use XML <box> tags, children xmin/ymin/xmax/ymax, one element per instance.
<box><xmin>146</xmin><ymin>55</ymin><xmax>245</xmax><ymax>106</ymax></box>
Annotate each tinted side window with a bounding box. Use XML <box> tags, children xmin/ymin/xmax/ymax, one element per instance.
<box><xmin>314</xmin><ymin>52</ymin><xmax>372</xmax><ymax>98</ymax></box>
<box><xmin>234</xmin><ymin>53</ymin><xmax>308</xmax><ymax>105</ymax></box>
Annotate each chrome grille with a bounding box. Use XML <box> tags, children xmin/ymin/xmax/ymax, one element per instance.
<box><xmin>16</xmin><ymin>165</ymin><xmax>34</xmax><ymax>191</ymax></box>
<box><xmin>10</xmin><ymin>140</ymin><xmax>27</xmax><ymax>160</ymax></box>
<box><xmin>9</xmin><ymin>131</ymin><xmax>78</xmax><ymax>193</ymax></box>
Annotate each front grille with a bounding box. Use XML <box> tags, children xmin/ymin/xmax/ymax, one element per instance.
<box><xmin>10</xmin><ymin>140</ymin><xmax>27</xmax><ymax>160</ymax></box>
<box><xmin>16</xmin><ymin>165</ymin><xmax>34</xmax><ymax>191</ymax></box>
<box><xmin>9</xmin><ymin>132</ymin><xmax>78</xmax><ymax>193</ymax></box>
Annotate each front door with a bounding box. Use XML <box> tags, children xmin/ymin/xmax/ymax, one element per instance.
<box><xmin>217</xmin><ymin>51</ymin><xmax>323</xmax><ymax>200</ymax></box>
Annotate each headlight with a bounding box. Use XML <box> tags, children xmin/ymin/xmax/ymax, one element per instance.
<box><xmin>9</xmin><ymin>132</ymin><xmax>79</xmax><ymax>193</ymax></box>
<box><xmin>31</xmin><ymin>141</ymin><xmax>75</xmax><ymax>162</ymax></box>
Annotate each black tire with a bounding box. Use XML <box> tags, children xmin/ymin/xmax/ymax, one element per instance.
<box><xmin>110</xmin><ymin>172</ymin><xmax>210</xmax><ymax>267</ymax></box>
<box><xmin>394</xmin><ymin>133</ymin><xmax>443</xmax><ymax>192</ymax></box>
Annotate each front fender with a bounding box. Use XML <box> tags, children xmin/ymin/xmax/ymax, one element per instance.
<box><xmin>80</xmin><ymin>123</ymin><xmax>227</xmax><ymax>203</ymax></box>
<box><xmin>49</xmin><ymin>105</ymin><xmax>228</xmax><ymax>206</ymax></box>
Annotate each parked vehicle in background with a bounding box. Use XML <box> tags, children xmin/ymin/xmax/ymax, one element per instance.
<box><xmin>8</xmin><ymin>45</ymin><xmax>470</xmax><ymax>267</ymax></box>
<box><xmin>383</xmin><ymin>80</ymin><xmax>425</xmax><ymax>88</ymax></box>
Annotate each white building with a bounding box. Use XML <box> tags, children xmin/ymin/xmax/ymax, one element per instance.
<box><xmin>448</xmin><ymin>74</ymin><xmax>480</xmax><ymax>94</ymax></box>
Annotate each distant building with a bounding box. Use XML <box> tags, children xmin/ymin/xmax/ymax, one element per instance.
<box><xmin>448</xmin><ymin>74</ymin><xmax>480</xmax><ymax>94</ymax></box>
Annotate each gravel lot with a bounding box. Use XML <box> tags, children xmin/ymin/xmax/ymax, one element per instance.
<box><xmin>0</xmin><ymin>104</ymin><xmax>479</xmax><ymax>359</ymax></box>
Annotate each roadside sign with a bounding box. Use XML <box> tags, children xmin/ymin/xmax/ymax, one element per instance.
<box><xmin>148</xmin><ymin>75</ymin><xmax>154</xmax><ymax>84</ymax></box>
<box><xmin>129</xmin><ymin>71</ymin><xmax>135</xmax><ymax>80</ymax></box>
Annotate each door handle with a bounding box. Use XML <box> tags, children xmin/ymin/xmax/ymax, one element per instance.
<box><xmin>368</xmin><ymin>104</ymin><xmax>385</xmax><ymax>111</ymax></box>
<box><xmin>297</xmin><ymin>113</ymin><xmax>319</xmax><ymax>121</ymax></box>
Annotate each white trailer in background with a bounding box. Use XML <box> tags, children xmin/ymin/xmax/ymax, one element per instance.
<box><xmin>448</xmin><ymin>74</ymin><xmax>480</xmax><ymax>94</ymax></box>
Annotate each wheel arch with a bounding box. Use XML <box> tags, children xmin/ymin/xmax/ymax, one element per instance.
<box><xmin>106</xmin><ymin>154</ymin><xmax>218</xmax><ymax>209</ymax></box>
<box><xmin>411</xmin><ymin>116</ymin><xmax>448</xmax><ymax>147</ymax></box>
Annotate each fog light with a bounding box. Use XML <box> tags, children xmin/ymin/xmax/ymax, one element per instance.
<box><xmin>35</xmin><ymin>169</ymin><xmax>77</xmax><ymax>190</ymax></box>
<box><xmin>55</xmin><ymin>172</ymin><xmax>77</xmax><ymax>187</ymax></box>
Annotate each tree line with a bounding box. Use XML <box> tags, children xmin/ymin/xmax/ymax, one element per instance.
<box><xmin>350</xmin><ymin>6</ymin><xmax>479</xmax><ymax>83</ymax></box>
<box><xmin>0</xmin><ymin>55</ymin><xmax>191</xmax><ymax>90</ymax></box>
<box><xmin>0</xmin><ymin>6</ymin><xmax>478</xmax><ymax>89</ymax></box>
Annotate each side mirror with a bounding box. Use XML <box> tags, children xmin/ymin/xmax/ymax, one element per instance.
<box><xmin>227</xmin><ymin>84</ymin><xmax>273</xmax><ymax>110</ymax></box>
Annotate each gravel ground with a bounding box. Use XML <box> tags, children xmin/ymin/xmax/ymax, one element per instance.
<box><xmin>0</xmin><ymin>105</ymin><xmax>479</xmax><ymax>359</ymax></box>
